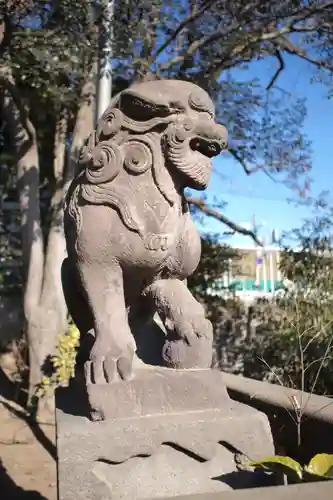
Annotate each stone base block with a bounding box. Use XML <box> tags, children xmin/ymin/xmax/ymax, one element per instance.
<box><xmin>87</xmin><ymin>366</ymin><xmax>231</xmax><ymax>421</ymax></box>
<box><xmin>56</xmin><ymin>369</ymin><xmax>275</xmax><ymax>500</ymax></box>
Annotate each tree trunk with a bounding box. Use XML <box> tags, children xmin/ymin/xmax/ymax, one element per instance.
<box><xmin>65</xmin><ymin>71</ymin><xmax>96</xmax><ymax>186</ymax></box>
<box><xmin>2</xmin><ymin>71</ymin><xmax>96</xmax><ymax>419</ymax></box>
<box><xmin>2</xmin><ymin>73</ymin><xmax>45</xmax><ymax>392</ymax></box>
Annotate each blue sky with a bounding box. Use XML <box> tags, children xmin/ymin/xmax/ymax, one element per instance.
<box><xmin>19</xmin><ymin>8</ymin><xmax>333</xmax><ymax>249</ymax></box>
<box><xmin>198</xmin><ymin>55</ymin><xmax>333</xmax><ymax>248</ymax></box>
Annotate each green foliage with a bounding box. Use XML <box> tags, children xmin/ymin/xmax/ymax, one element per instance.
<box><xmin>35</xmin><ymin>322</ymin><xmax>80</xmax><ymax>399</ymax></box>
<box><xmin>248</xmin><ymin>453</ymin><xmax>333</xmax><ymax>483</ymax></box>
<box><xmin>112</xmin><ymin>0</ymin><xmax>333</xmax><ymax>194</ymax></box>
<box><xmin>305</xmin><ymin>453</ymin><xmax>333</xmax><ymax>479</ymax></box>
<box><xmin>4</xmin><ymin>0</ymin><xmax>330</xmax><ymax>193</ymax></box>
<box><xmin>4</xmin><ymin>1</ymin><xmax>97</xmax><ymax>105</ymax></box>
<box><xmin>188</xmin><ymin>234</ymin><xmax>250</xmax><ymax>369</ymax></box>
<box><xmin>248</xmin><ymin>455</ymin><xmax>303</xmax><ymax>482</ymax></box>
<box><xmin>1</xmin><ymin>1</ymin><xmax>331</xmax><ymax>251</ymax></box>
<box><xmin>2</xmin><ymin>1</ymin><xmax>333</xmax><ymax>403</ymax></box>
<box><xmin>188</xmin><ymin>233</ymin><xmax>240</xmax><ymax>298</ymax></box>
<box><xmin>188</xmin><ymin>234</ymin><xmax>242</xmax><ymax>325</ymax></box>
<box><xmin>231</xmin><ymin>203</ymin><xmax>333</xmax><ymax>396</ymax></box>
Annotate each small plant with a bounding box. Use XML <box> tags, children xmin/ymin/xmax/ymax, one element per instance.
<box><xmin>247</xmin><ymin>453</ymin><xmax>333</xmax><ymax>484</ymax></box>
<box><xmin>35</xmin><ymin>322</ymin><xmax>80</xmax><ymax>399</ymax></box>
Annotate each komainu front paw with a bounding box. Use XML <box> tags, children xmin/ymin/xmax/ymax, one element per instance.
<box><xmin>84</xmin><ymin>336</ymin><xmax>135</xmax><ymax>384</ymax></box>
<box><xmin>162</xmin><ymin>333</ymin><xmax>213</xmax><ymax>369</ymax></box>
<box><xmin>162</xmin><ymin>313</ymin><xmax>213</xmax><ymax>369</ymax></box>
<box><xmin>164</xmin><ymin>308</ymin><xmax>213</xmax><ymax>345</ymax></box>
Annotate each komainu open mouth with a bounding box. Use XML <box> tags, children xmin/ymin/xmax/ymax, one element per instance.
<box><xmin>189</xmin><ymin>137</ymin><xmax>224</xmax><ymax>158</ymax></box>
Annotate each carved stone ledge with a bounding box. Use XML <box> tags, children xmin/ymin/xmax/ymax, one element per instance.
<box><xmin>86</xmin><ymin>367</ymin><xmax>230</xmax><ymax>421</ymax></box>
<box><xmin>56</xmin><ymin>369</ymin><xmax>275</xmax><ymax>500</ymax></box>
<box><xmin>157</xmin><ymin>480</ymin><xmax>333</xmax><ymax>500</ymax></box>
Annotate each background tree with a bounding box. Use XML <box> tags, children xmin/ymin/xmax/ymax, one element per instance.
<box><xmin>233</xmin><ymin>199</ymin><xmax>333</xmax><ymax>396</ymax></box>
<box><xmin>0</xmin><ymin>0</ymin><xmax>98</xmax><ymax>413</ymax></box>
<box><xmin>1</xmin><ymin>0</ymin><xmax>333</xmax><ymax>415</ymax></box>
<box><xmin>187</xmin><ymin>234</ymin><xmax>250</xmax><ymax>371</ymax></box>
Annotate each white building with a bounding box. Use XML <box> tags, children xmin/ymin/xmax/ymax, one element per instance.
<box><xmin>207</xmin><ymin>245</ymin><xmax>286</xmax><ymax>303</ymax></box>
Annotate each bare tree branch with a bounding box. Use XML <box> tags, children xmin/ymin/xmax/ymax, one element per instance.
<box><xmin>155</xmin><ymin>0</ymin><xmax>267</xmax><ymax>73</ymax></box>
<box><xmin>228</xmin><ymin>149</ymin><xmax>282</xmax><ymax>178</ymax></box>
<box><xmin>290</xmin><ymin>1</ymin><xmax>333</xmax><ymax>26</ymax></box>
<box><xmin>186</xmin><ymin>196</ymin><xmax>263</xmax><ymax>246</ymax></box>
<box><xmin>267</xmin><ymin>50</ymin><xmax>285</xmax><ymax>90</ymax></box>
<box><xmin>160</xmin><ymin>1</ymin><xmax>333</xmax><ymax>80</ymax></box>
<box><xmin>277</xmin><ymin>36</ymin><xmax>333</xmax><ymax>71</ymax></box>
<box><xmin>154</xmin><ymin>0</ymin><xmax>218</xmax><ymax>60</ymax></box>
<box><xmin>229</xmin><ymin>149</ymin><xmax>256</xmax><ymax>175</ymax></box>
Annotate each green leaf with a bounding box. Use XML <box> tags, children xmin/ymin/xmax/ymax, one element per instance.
<box><xmin>248</xmin><ymin>456</ymin><xmax>303</xmax><ymax>481</ymax></box>
<box><xmin>305</xmin><ymin>454</ymin><xmax>333</xmax><ymax>479</ymax></box>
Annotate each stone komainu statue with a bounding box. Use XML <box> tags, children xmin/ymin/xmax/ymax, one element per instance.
<box><xmin>62</xmin><ymin>79</ymin><xmax>228</xmax><ymax>385</ymax></box>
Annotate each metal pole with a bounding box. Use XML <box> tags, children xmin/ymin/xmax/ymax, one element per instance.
<box><xmin>262</xmin><ymin>238</ymin><xmax>267</xmax><ymax>293</ymax></box>
<box><xmin>277</xmin><ymin>249</ymin><xmax>282</xmax><ymax>282</ymax></box>
<box><xmin>269</xmin><ymin>251</ymin><xmax>275</xmax><ymax>294</ymax></box>
<box><xmin>96</xmin><ymin>0</ymin><xmax>114</xmax><ymax>123</ymax></box>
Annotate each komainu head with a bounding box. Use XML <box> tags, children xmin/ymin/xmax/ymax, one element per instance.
<box><xmin>79</xmin><ymin>79</ymin><xmax>228</xmax><ymax>191</ymax></box>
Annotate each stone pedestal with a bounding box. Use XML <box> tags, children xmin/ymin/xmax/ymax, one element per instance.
<box><xmin>56</xmin><ymin>368</ymin><xmax>275</xmax><ymax>500</ymax></box>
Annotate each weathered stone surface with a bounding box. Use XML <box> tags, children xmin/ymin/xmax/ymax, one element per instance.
<box><xmin>155</xmin><ymin>482</ymin><xmax>333</xmax><ymax>500</ymax></box>
<box><xmin>57</xmin><ymin>80</ymin><xmax>275</xmax><ymax>500</ymax></box>
<box><xmin>61</xmin><ymin>79</ymin><xmax>228</xmax><ymax>402</ymax></box>
<box><xmin>86</xmin><ymin>367</ymin><xmax>230</xmax><ymax>421</ymax></box>
<box><xmin>56</xmin><ymin>369</ymin><xmax>275</xmax><ymax>500</ymax></box>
